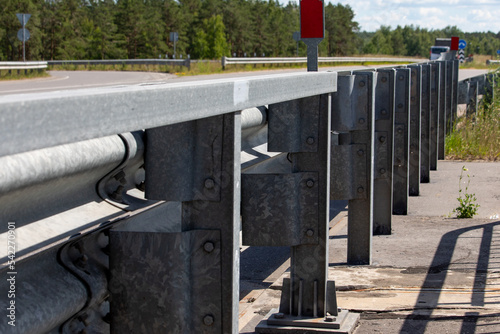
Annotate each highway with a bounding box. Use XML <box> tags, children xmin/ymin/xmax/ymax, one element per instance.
<box><xmin>0</xmin><ymin>67</ymin><xmax>489</xmax><ymax>96</ymax></box>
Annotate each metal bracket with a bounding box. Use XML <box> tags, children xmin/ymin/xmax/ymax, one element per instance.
<box><xmin>330</xmin><ymin>143</ymin><xmax>367</xmax><ymax>200</ymax></box>
<box><xmin>145</xmin><ymin>116</ymin><xmax>223</xmax><ymax>202</ymax></box>
<box><xmin>241</xmin><ymin>172</ymin><xmax>319</xmax><ymax>246</ymax></box>
<box><xmin>97</xmin><ymin>131</ymin><xmax>153</xmax><ymax>211</ymax></box>
<box><xmin>59</xmin><ymin>230</ymin><xmax>110</xmax><ymax>334</ymax></box>
<box><xmin>109</xmin><ymin>229</ymin><xmax>222</xmax><ymax>333</ymax></box>
<box><xmin>375</xmin><ymin>131</ymin><xmax>389</xmax><ymax>179</ymax></box>
<box><xmin>268</xmin><ymin>97</ymin><xmax>320</xmax><ymax>153</ymax></box>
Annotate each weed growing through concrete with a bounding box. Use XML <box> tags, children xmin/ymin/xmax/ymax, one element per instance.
<box><xmin>453</xmin><ymin>166</ymin><xmax>480</xmax><ymax>218</ymax></box>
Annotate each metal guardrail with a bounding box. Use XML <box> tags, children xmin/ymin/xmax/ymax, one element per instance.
<box><xmin>0</xmin><ymin>61</ymin><xmax>47</xmax><ymax>70</ymax></box>
<box><xmin>47</xmin><ymin>58</ymin><xmax>191</xmax><ymax>70</ymax></box>
<box><xmin>0</xmin><ymin>60</ymin><xmax>478</xmax><ymax>333</ymax></box>
<box><xmin>486</xmin><ymin>59</ymin><xmax>500</xmax><ymax>65</ymax></box>
<box><xmin>222</xmin><ymin>56</ymin><xmax>424</xmax><ymax>69</ymax></box>
<box><xmin>458</xmin><ymin>68</ymin><xmax>499</xmax><ymax>115</ymax></box>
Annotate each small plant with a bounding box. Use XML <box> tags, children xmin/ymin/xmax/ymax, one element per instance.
<box><xmin>453</xmin><ymin>166</ymin><xmax>480</xmax><ymax>218</ymax></box>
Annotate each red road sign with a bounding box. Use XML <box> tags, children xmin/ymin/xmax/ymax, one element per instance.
<box><xmin>300</xmin><ymin>0</ymin><xmax>324</xmax><ymax>39</ymax></box>
<box><xmin>450</xmin><ymin>36</ymin><xmax>459</xmax><ymax>51</ymax></box>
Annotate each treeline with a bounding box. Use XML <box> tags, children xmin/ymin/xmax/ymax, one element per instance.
<box><xmin>1</xmin><ymin>0</ymin><xmax>499</xmax><ymax>61</ymax></box>
<box><xmin>360</xmin><ymin>25</ymin><xmax>500</xmax><ymax>58</ymax></box>
<box><xmin>0</xmin><ymin>0</ymin><xmax>358</xmax><ymax>61</ymax></box>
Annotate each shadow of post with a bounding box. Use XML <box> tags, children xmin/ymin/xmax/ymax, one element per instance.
<box><xmin>400</xmin><ymin>221</ymin><xmax>500</xmax><ymax>334</ymax></box>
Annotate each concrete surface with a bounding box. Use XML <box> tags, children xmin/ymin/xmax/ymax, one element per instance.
<box><xmin>239</xmin><ymin>161</ymin><xmax>500</xmax><ymax>333</ymax></box>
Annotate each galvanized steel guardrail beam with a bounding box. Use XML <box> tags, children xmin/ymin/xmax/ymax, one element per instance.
<box><xmin>0</xmin><ymin>61</ymin><xmax>47</xmax><ymax>70</ymax></box>
<box><xmin>0</xmin><ymin>61</ymin><xmax>472</xmax><ymax>333</ymax></box>
<box><xmin>47</xmin><ymin>58</ymin><xmax>191</xmax><ymax>69</ymax></box>
<box><xmin>222</xmin><ymin>56</ymin><xmax>425</xmax><ymax>69</ymax></box>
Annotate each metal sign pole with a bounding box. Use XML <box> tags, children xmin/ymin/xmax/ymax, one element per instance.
<box><xmin>23</xmin><ymin>15</ymin><xmax>26</xmax><ymax>62</ymax></box>
<box><xmin>300</xmin><ymin>0</ymin><xmax>324</xmax><ymax>72</ymax></box>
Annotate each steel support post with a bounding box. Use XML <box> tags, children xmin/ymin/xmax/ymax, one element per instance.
<box><xmin>467</xmin><ymin>80</ymin><xmax>478</xmax><ymax>117</ymax></box>
<box><xmin>373</xmin><ymin>69</ymin><xmax>395</xmax><ymax>235</ymax></box>
<box><xmin>451</xmin><ymin>60</ymin><xmax>459</xmax><ymax>127</ymax></box>
<box><xmin>420</xmin><ymin>64</ymin><xmax>431</xmax><ymax>183</ymax></box>
<box><xmin>407</xmin><ymin>65</ymin><xmax>422</xmax><ymax>196</ymax></box>
<box><xmin>438</xmin><ymin>61</ymin><xmax>447</xmax><ymax>160</ymax></box>
<box><xmin>331</xmin><ymin>72</ymin><xmax>375</xmax><ymax>264</ymax></box>
<box><xmin>445</xmin><ymin>60</ymin><xmax>453</xmax><ymax>135</ymax></box>
<box><xmin>429</xmin><ymin>63</ymin><xmax>440</xmax><ymax>171</ymax></box>
<box><xmin>392</xmin><ymin>68</ymin><xmax>410</xmax><ymax>215</ymax></box>
<box><xmin>110</xmin><ymin>113</ymin><xmax>241</xmax><ymax>333</ymax></box>
<box><xmin>250</xmin><ymin>92</ymin><xmax>360</xmax><ymax>332</ymax></box>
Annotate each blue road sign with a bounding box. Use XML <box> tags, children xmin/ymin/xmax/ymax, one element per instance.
<box><xmin>497</xmin><ymin>50</ymin><xmax>500</xmax><ymax>55</ymax></box>
<box><xmin>458</xmin><ymin>39</ymin><xmax>466</xmax><ymax>49</ymax></box>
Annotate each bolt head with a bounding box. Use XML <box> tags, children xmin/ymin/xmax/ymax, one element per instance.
<box><xmin>204</xmin><ymin>178</ymin><xmax>215</xmax><ymax>189</ymax></box>
<box><xmin>380</xmin><ymin>168</ymin><xmax>386</xmax><ymax>174</ymax></box>
<box><xmin>203</xmin><ymin>242</ymin><xmax>215</xmax><ymax>253</ymax></box>
<box><xmin>381</xmin><ymin>109</ymin><xmax>388</xmax><ymax>116</ymax></box>
<box><xmin>381</xmin><ymin>77</ymin><xmax>388</xmax><ymax>83</ymax></box>
<box><xmin>359</xmin><ymin>81</ymin><xmax>365</xmax><ymax>87</ymax></box>
<box><xmin>203</xmin><ymin>315</ymin><xmax>214</xmax><ymax>326</ymax></box>
<box><xmin>357</xmin><ymin>149</ymin><xmax>364</xmax><ymax>156</ymax></box>
<box><xmin>324</xmin><ymin>316</ymin><xmax>336</xmax><ymax>322</ymax></box>
<box><xmin>306</xmin><ymin>137</ymin><xmax>315</xmax><ymax>145</ymax></box>
<box><xmin>358</xmin><ymin>118</ymin><xmax>365</xmax><ymax>124</ymax></box>
<box><xmin>306</xmin><ymin>180</ymin><xmax>315</xmax><ymax>188</ymax></box>
<box><xmin>379</xmin><ymin>136</ymin><xmax>386</xmax><ymax>143</ymax></box>
<box><xmin>357</xmin><ymin>186</ymin><xmax>364</xmax><ymax>193</ymax></box>
<box><xmin>399</xmin><ymin>75</ymin><xmax>405</xmax><ymax>81</ymax></box>
<box><xmin>398</xmin><ymin>103</ymin><xmax>403</xmax><ymax>109</ymax></box>
<box><xmin>274</xmin><ymin>313</ymin><xmax>285</xmax><ymax>319</ymax></box>
<box><xmin>306</xmin><ymin>229</ymin><xmax>314</xmax><ymax>237</ymax></box>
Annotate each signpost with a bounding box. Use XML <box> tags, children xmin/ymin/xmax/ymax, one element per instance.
<box><xmin>300</xmin><ymin>0</ymin><xmax>324</xmax><ymax>71</ymax></box>
<box><xmin>16</xmin><ymin>13</ymin><xmax>31</xmax><ymax>62</ymax></box>
<box><xmin>169</xmin><ymin>32</ymin><xmax>178</xmax><ymax>58</ymax></box>
<box><xmin>292</xmin><ymin>31</ymin><xmax>300</xmax><ymax>56</ymax></box>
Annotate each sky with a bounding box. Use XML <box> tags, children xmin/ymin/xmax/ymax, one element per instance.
<box><xmin>287</xmin><ymin>0</ymin><xmax>500</xmax><ymax>33</ymax></box>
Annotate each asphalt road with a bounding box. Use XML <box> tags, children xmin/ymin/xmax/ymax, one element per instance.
<box><xmin>0</xmin><ymin>66</ymin><xmax>487</xmax><ymax>96</ymax></box>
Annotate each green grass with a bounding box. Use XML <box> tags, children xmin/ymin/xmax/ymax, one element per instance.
<box><xmin>446</xmin><ymin>70</ymin><xmax>500</xmax><ymax>160</ymax></box>
<box><xmin>0</xmin><ymin>69</ymin><xmax>49</xmax><ymax>81</ymax></box>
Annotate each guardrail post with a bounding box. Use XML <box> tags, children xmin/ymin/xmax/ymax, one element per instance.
<box><xmin>110</xmin><ymin>113</ymin><xmax>241</xmax><ymax>333</ymax></box>
<box><xmin>243</xmin><ymin>90</ymin><xmax>359</xmax><ymax>332</ymax></box>
<box><xmin>438</xmin><ymin>61</ymin><xmax>446</xmax><ymax>160</ymax></box>
<box><xmin>331</xmin><ymin>72</ymin><xmax>375</xmax><ymax>264</ymax></box>
<box><xmin>452</xmin><ymin>60</ymin><xmax>459</xmax><ymax>127</ymax></box>
<box><xmin>467</xmin><ymin>80</ymin><xmax>478</xmax><ymax>116</ymax></box>
<box><xmin>420</xmin><ymin>64</ymin><xmax>431</xmax><ymax>183</ymax></box>
<box><xmin>407</xmin><ymin>65</ymin><xmax>422</xmax><ymax>196</ymax></box>
<box><xmin>429</xmin><ymin>62</ymin><xmax>440</xmax><ymax>170</ymax></box>
<box><xmin>392</xmin><ymin>68</ymin><xmax>410</xmax><ymax>215</ymax></box>
<box><xmin>445</xmin><ymin>60</ymin><xmax>454</xmax><ymax>135</ymax></box>
<box><xmin>373</xmin><ymin>69</ymin><xmax>394</xmax><ymax>235</ymax></box>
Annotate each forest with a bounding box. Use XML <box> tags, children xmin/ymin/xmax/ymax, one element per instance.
<box><xmin>1</xmin><ymin>0</ymin><xmax>500</xmax><ymax>61</ymax></box>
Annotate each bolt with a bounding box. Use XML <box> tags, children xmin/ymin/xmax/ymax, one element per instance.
<box><xmin>359</xmin><ymin>81</ymin><xmax>365</xmax><ymax>87</ymax></box>
<box><xmin>396</xmin><ymin>158</ymin><xmax>403</xmax><ymax>165</ymax></box>
<box><xmin>306</xmin><ymin>229</ymin><xmax>314</xmax><ymax>237</ymax></box>
<box><xmin>379</xmin><ymin>136</ymin><xmax>386</xmax><ymax>143</ymax></box>
<box><xmin>306</xmin><ymin>137</ymin><xmax>315</xmax><ymax>145</ymax></box>
<box><xmin>357</xmin><ymin>186</ymin><xmax>364</xmax><ymax>193</ymax></box>
<box><xmin>204</xmin><ymin>178</ymin><xmax>215</xmax><ymax>189</ymax></box>
<box><xmin>411</xmin><ymin>96</ymin><xmax>416</xmax><ymax>102</ymax></box>
<box><xmin>203</xmin><ymin>315</ymin><xmax>214</xmax><ymax>326</ymax></box>
<box><xmin>397</xmin><ymin>128</ymin><xmax>404</xmax><ymax>134</ymax></box>
<box><xmin>274</xmin><ymin>313</ymin><xmax>285</xmax><ymax>319</ymax></box>
<box><xmin>325</xmin><ymin>316</ymin><xmax>336</xmax><ymax>322</ymax></box>
<box><xmin>75</xmin><ymin>255</ymin><xmax>89</xmax><ymax>269</ymax></box>
<box><xmin>398</xmin><ymin>103</ymin><xmax>403</xmax><ymax>109</ymax></box>
<box><xmin>358</xmin><ymin>118</ymin><xmax>365</xmax><ymax>124</ymax></box>
<box><xmin>306</xmin><ymin>180</ymin><xmax>315</xmax><ymax>188</ymax></box>
<box><xmin>381</xmin><ymin>109</ymin><xmax>387</xmax><ymax>116</ymax></box>
<box><xmin>380</xmin><ymin>168</ymin><xmax>386</xmax><ymax>174</ymax></box>
<box><xmin>110</xmin><ymin>185</ymin><xmax>124</xmax><ymax>201</ymax></box>
<box><xmin>114</xmin><ymin>171</ymin><xmax>127</xmax><ymax>185</ymax></box>
<box><xmin>381</xmin><ymin>77</ymin><xmax>387</xmax><ymax>83</ymax></box>
<box><xmin>357</xmin><ymin>149</ymin><xmax>364</xmax><ymax>156</ymax></box>
<box><xmin>203</xmin><ymin>242</ymin><xmax>215</xmax><ymax>253</ymax></box>
<box><xmin>399</xmin><ymin>75</ymin><xmax>405</xmax><ymax>81</ymax></box>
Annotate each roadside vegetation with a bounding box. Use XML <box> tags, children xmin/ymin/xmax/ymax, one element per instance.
<box><xmin>0</xmin><ymin>69</ymin><xmax>48</xmax><ymax>81</ymax></box>
<box><xmin>446</xmin><ymin>70</ymin><xmax>500</xmax><ymax>160</ymax></box>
